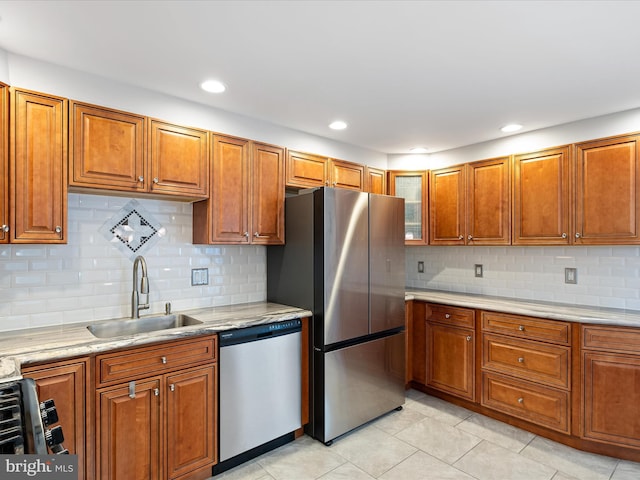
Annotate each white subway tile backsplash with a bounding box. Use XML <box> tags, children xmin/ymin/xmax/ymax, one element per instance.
<box><xmin>406</xmin><ymin>245</ymin><xmax>640</xmax><ymax>309</ymax></box>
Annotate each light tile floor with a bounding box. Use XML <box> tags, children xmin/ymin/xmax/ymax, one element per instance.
<box><xmin>208</xmin><ymin>389</ymin><xmax>640</xmax><ymax>480</ymax></box>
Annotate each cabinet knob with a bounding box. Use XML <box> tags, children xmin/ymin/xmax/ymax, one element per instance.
<box><xmin>169</xmin><ymin>384</ymin><xmax>175</xmax><ymax>392</ymax></box>
<box><xmin>518</xmin><ymin>325</ymin><xmax>525</xmax><ymax>331</ymax></box>
<box><xmin>575</xmin><ymin>232</ymin><xmax>581</xmax><ymax>239</ymax></box>
<box><xmin>445</xmin><ymin>313</ymin><xmax>451</xmax><ymax>319</ymax></box>
<box><xmin>517</xmin><ymin>397</ymin><xmax>524</xmax><ymax>404</ymax></box>
<box><xmin>333</xmin><ymin>181</ymin><xmax>337</xmax><ymax>187</ymax></box>
<box><xmin>466</xmin><ymin>335</ymin><xmax>472</xmax><ymax>341</ymax></box>
<box><xmin>1</xmin><ymin>224</ymin><xmax>8</xmax><ymax>233</ymax></box>
<box><xmin>518</xmin><ymin>357</ymin><xmax>524</xmax><ymax>363</ymax></box>
<box><xmin>254</xmin><ymin>232</ymin><xmax>259</xmax><ymax>237</ymax></box>
<box><xmin>55</xmin><ymin>226</ymin><xmax>62</xmax><ymax>234</ymax></box>
<box><xmin>458</xmin><ymin>235</ymin><xmax>464</xmax><ymax>240</ymax></box>
<box><xmin>138</xmin><ymin>176</ymin><xmax>144</xmax><ymax>182</ymax></box>
<box><xmin>161</xmin><ymin>356</ymin><xmax>167</xmax><ymax>364</ymax></box>
<box><xmin>243</xmin><ymin>232</ymin><xmax>249</xmax><ymax>238</ymax></box>
<box><xmin>154</xmin><ymin>388</ymin><xmax>159</xmax><ymax>396</ymax></box>
<box><xmin>467</xmin><ymin>234</ymin><xmax>473</xmax><ymax>240</ymax></box>
<box><xmin>325</xmin><ymin>180</ymin><xmax>329</xmax><ymax>186</ymax></box>
<box><xmin>562</xmin><ymin>233</ymin><xmax>567</xmax><ymax>239</ymax></box>
<box><xmin>153</xmin><ymin>177</ymin><xmax>159</xmax><ymax>184</ymax></box>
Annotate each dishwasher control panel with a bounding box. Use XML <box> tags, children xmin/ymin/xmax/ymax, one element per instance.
<box><xmin>219</xmin><ymin>318</ymin><xmax>302</xmax><ymax>346</ymax></box>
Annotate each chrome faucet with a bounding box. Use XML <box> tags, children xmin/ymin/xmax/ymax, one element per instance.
<box><xmin>131</xmin><ymin>255</ymin><xmax>150</xmax><ymax>318</ymax></box>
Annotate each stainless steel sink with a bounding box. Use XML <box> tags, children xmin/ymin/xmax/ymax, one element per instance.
<box><xmin>87</xmin><ymin>314</ymin><xmax>203</xmax><ymax>339</ymax></box>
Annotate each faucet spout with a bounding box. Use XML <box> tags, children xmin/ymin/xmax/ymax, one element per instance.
<box><xmin>132</xmin><ymin>255</ymin><xmax>150</xmax><ymax>319</ymax></box>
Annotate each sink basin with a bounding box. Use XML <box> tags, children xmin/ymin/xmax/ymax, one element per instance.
<box><xmin>87</xmin><ymin>314</ymin><xmax>203</xmax><ymax>339</ymax></box>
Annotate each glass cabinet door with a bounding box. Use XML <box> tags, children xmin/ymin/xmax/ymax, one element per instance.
<box><xmin>388</xmin><ymin>171</ymin><xmax>428</xmax><ymax>245</ymax></box>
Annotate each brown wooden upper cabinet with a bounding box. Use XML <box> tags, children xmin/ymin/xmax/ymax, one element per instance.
<box><xmin>192</xmin><ymin>134</ymin><xmax>285</xmax><ymax>245</ymax></box>
<box><xmin>69</xmin><ymin>101</ymin><xmax>208</xmax><ymax>200</ymax></box>
<box><xmin>10</xmin><ymin>88</ymin><xmax>68</xmax><ymax>244</ymax></box>
<box><xmin>388</xmin><ymin>170</ymin><xmax>428</xmax><ymax>245</ymax></box>
<box><xmin>365</xmin><ymin>166</ymin><xmax>387</xmax><ymax>194</ymax></box>
<box><xmin>0</xmin><ymin>83</ymin><xmax>7</xmax><ymax>243</ymax></box>
<box><xmin>430</xmin><ymin>157</ymin><xmax>510</xmax><ymax>246</ymax></box>
<box><xmin>285</xmin><ymin>150</ymin><xmax>364</xmax><ymax>191</ymax></box>
<box><xmin>574</xmin><ymin>134</ymin><xmax>640</xmax><ymax>244</ymax></box>
<box><xmin>513</xmin><ymin>146</ymin><xmax>571</xmax><ymax>245</ymax></box>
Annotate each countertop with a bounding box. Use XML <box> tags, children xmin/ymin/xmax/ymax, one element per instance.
<box><xmin>406</xmin><ymin>288</ymin><xmax>640</xmax><ymax>328</ymax></box>
<box><xmin>4</xmin><ymin>290</ymin><xmax>640</xmax><ymax>381</ymax></box>
<box><xmin>0</xmin><ymin>302</ymin><xmax>312</xmax><ymax>380</ymax></box>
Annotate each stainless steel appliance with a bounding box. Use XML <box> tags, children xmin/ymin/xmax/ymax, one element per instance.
<box><xmin>0</xmin><ymin>378</ymin><xmax>67</xmax><ymax>454</ymax></box>
<box><xmin>267</xmin><ymin>188</ymin><xmax>406</xmax><ymax>445</ymax></box>
<box><xmin>213</xmin><ymin>319</ymin><xmax>302</xmax><ymax>475</ymax></box>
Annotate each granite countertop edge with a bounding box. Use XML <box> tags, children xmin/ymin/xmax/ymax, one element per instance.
<box><xmin>406</xmin><ymin>289</ymin><xmax>640</xmax><ymax>327</ymax></box>
<box><xmin>0</xmin><ymin>302</ymin><xmax>312</xmax><ymax>380</ymax></box>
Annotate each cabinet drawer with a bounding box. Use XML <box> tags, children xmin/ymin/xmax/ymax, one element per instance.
<box><xmin>427</xmin><ymin>304</ymin><xmax>475</xmax><ymax>328</ymax></box>
<box><xmin>582</xmin><ymin>325</ymin><xmax>640</xmax><ymax>354</ymax></box>
<box><xmin>482</xmin><ymin>334</ymin><xmax>570</xmax><ymax>389</ymax></box>
<box><xmin>482</xmin><ymin>372</ymin><xmax>569</xmax><ymax>434</ymax></box>
<box><xmin>96</xmin><ymin>336</ymin><xmax>216</xmax><ymax>386</ymax></box>
<box><xmin>482</xmin><ymin>311</ymin><xmax>570</xmax><ymax>345</ymax></box>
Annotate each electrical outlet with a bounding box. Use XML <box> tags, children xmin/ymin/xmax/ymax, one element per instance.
<box><xmin>418</xmin><ymin>261</ymin><xmax>424</xmax><ymax>273</ymax></box>
<box><xmin>565</xmin><ymin>268</ymin><xmax>577</xmax><ymax>284</ymax></box>
<box><xmin>191</xmin><ymin>268</ymin><xmax>209</xmax><ymax>286</ymax></box>
<box><xmin>475</xmin><ymin>264</ymin><xmax>483</xmax><ymax>278</ymax></box>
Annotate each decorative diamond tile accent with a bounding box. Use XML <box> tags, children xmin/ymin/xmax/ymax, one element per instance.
<box><xmin>99</xmin><ymin>200</ymin><xmax>166</xmax><ymax>260</ymax></box>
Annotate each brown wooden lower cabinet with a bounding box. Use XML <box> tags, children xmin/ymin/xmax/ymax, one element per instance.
<box><xmin>409</xmin><ymin>301</ymin><xmax>640</xmax><ymax>462</ymax></box>
<box><xmin>95</xmin><ymin>337</ymin><xmax>217</xmax><ymax>480</ymax></box>
<box><xmin>22</xmin><ymin>357</ymin><xmax>90</xmax><ymax>480</ymax></box>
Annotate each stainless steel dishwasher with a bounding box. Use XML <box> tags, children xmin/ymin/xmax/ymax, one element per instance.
<box><xmin>214</xmin><ymin>319</ymin><xmax>302</xmax><ymax>475</ymax></box>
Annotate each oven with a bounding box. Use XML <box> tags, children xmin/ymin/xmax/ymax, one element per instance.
<box><xmin>0</xmin><ymin>378</ymin><xmax>67</xmax><ymax>455</ymax></box>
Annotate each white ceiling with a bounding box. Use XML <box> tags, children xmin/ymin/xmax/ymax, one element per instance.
<box><xmin>1</xmin><ymin>0</ymin><xmax>640</xmax><ymax>154</ymax></box>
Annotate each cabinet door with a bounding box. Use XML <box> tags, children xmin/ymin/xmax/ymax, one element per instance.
<box><xmin>10</xmin><ymin>88</ymin><xmax>67</xmax><ymax>243</ymax></box>
<box><xmin>329</xmin><ymin>159</ymin><xmax>364</xmax><ymax>191</ymax></box>
<box><xmin>23</xmin><ymin>359</ymin><xmax>88</xmax><ymax>480</ymax></box>
<box><xmin>467</xmin><ymin>157</ymin><xmax>510</xmax><ymax>245</ymax></box>
<box><xmin>388</xmin><ymin>171</ymin><xmax>428</xmax><ymax>245</ymax></box>
<box><xmin>97</xmin><ymin>378</ymin><xmax>162</xmax><ymax>480</ymax></box>
<box><xmin>513</xmin><ymin>146</ymin><xmax>571</xmax><ymax>245</ymax></box>
<box><xmin>583</xmin><ymin>351</ymin><xmax>640</xmax><ymax>448</ymax></box>
<box><xmin>575</xmin><ymin>135</ymin><xmax>640</xmax><ymax>244</ymax></box>
<box><xmin>149</xmin><ymin>120</ymin><xmax>208</xmax><ymax>198</ymax></box>
<box><xmin>366</xmin><ymin>166</ymin><xmax>387</xmax><ymax>194</ymax></box>
<box><xmin>210</xmin><ymin>134</ymin><xmax>250</xmax><ymax>243</ymax></box>
<box><xmin>165</xmin><ymin>366</ymin><xmax>216</xmax><ymax>479</ymax></box>
<box><xmin>430</xmin><ymin>165</ymin><xmax>466</xmax><ymax>245</ymax></box>
<box><xmin>0</xmin><ymin>83</ymin><xmax>7</xmax><ymax>243</ymax></box>
<box><xmin>251</xmin><ymin>142</ymin><xmax>285</xmax><ymax>245</ymax></box>
<box><xmin>285</xmin><ymin>150</ymin><xmax>328</xmax><ymax>188</ymax></box>
<box><xmin>69</xmin><ymin>101</ymin><xmax>146</xmax><ymax>192</ymax></box>
<box><xmin>426</xmin><ymin>322</ymin><xmax>475</xmax><ymax>400</ymax></box>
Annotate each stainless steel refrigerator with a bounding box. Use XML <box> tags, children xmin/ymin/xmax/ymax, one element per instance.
<box><xmin>267</xmin><ymin>187</ymin><xmax>406</xmax><ymax>445</ymax></box>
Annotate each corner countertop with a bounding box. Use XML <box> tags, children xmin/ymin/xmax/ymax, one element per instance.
<box><xmin>405</xmin><ymin>288</ymin><xmax>640</xmax><ymax>328</ymax></box>
<box><xmin>0</xmin><ymin>302</ymin><xmax>312</xmax><ymax>380</ymax></box>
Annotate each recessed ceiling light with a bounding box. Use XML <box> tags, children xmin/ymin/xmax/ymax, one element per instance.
<box><xmin>329</xmin><ymin>120</ymin><xmax>348</xmax><ymax>130</ymax></box>
<box><xmin>200</xmin><ymin>80</ymin><xmax>226</xmax><ymax>93</ymax></box>
<box><xmin>501</xmin><ymin>123</ymin><xmax>523</xmax><ymax>133</ymax></box>
<box><xmin>409</xmin><ymin>147</ymin><xmax>428</xmax><ymax>154</ymax></box>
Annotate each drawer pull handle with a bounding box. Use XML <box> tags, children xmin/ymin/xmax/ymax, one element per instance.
<box><xmin>466</xmin><ymin>335</ymin><xmax>472</xmax><ymax>341</ymax></box>
<box><xmin>161</xmin><ymin>356</ymin><xmax>167</xmax><ymax>364</ymax></box>
<box><xmin>128</xmin><ymin>381</ymin><xmax>136</xmax><ymax>399</ymax></box>
<box><xmin>517</xmin><ymin>397</ymin><xmax>524</xmax><ymax>404</ymax></box>
<box><xmin>518</xmin><ymin>325</ymin><xmax>525</xmax><ymax>331</ymax></box>
<box><xmin>445</xmin><ymin>314</ymin><xmax>451</xmax><ymax>319</ymax></box>
<box><xmin>518</xmin><ymin>357</ymin><xmax>524</xmax><ymax>363</ymax></box>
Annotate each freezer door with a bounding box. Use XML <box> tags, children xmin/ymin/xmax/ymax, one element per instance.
<box><xmin>369</xmin><ymin>194</ymin><xmax>406</xmax><ymax>333</ymax></box>
<box><xmin>323</xmin><ymin>189</ymin><xmax>370</xmax><ymax>345</ymax></box>
<box><xmin>318</xmin><ymin>331</ymin><xmax>406</xmax><ymax>443</ymax></box>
